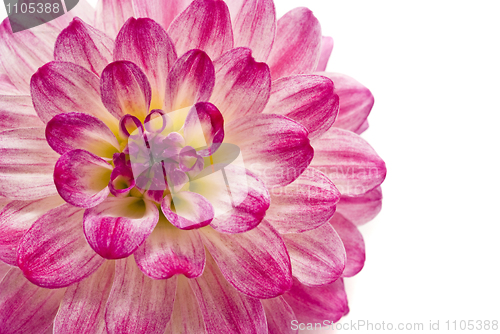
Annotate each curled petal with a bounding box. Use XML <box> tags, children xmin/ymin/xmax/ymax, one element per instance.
<box><xmin>200</xmin><ymin>220</ymin><xmax>293</xmax><ymax>299</ymax></box>
<box><xmin>163</xmin><ymin>49</ymin><xmax>215</xmax><ymax>113</ymax></box>
<box><xmin>267</xmin><ymin>8</ymin><xmax>322</xmax><ymax>80</ymax></box>
<box><xmin>17</xmin><ymin>204</ymin><xmax>105</xmax><ymax>288</ymax></box>
<box><xmin>105</xmin><ymin>256</ymin><xmax>176</xmax><ymax>334</ymax></box>
<box><xmin>316</xmin><ymin>36</ymin><xmax>334</xmax><ymax>72</ymax></box>
<box><xmin>162</xmin><ymin>191</ymin><xmax>214</xmax><ymax>230</ymax></box>
<box><xmin>183</xmin><ymin>102</ymin><xmax>224</xmax><ymax>156</ymax></box>
<box><xmin>0</xmin><ymin>95</ymin><xmax>44</xmax><ymax>131</ymax></box>
<box><xmin>168</xmin><ymin>0</ymin><xmax>233</xmax><ymax>60</ymax></box>
<box><xmin>336</xmin><ymin>186</ymin><xmax>383</xmax><ymax>226</ymax></box>
<box><xmin>54</xmin><ymin>17</ymin><xmax>114</xmax><ymax>76</ymax></box>
<box><xmin>134</xmin><ymin>216</ymin><xmax>205</xmax><ymax>279</ymax></box>
<box><xmin>178</xmin><ymin>146</ymin><xmax>204</xmax><ymax>174</ymax></box>
<box><xmin>83</xmin><ymin>197</ymin><xmax>159</xmax><ymax>259</ymax></box>
<box><xmin>108</xmin><ymin>164</ymin><xmax>135</xmax><ymax>198</ymax></box>
<box><xmin>211</xmin><ymin>48</ymin><xmax>271</xmax><ymax>122</ymax></box>
<box><xmin>261</xmin><ymin>297</ymin><xmax>298</xmax><ymax>334</ymax></box>
<box><xmin>262</xmin><ymin>74</ymin><xmax>339</xmax><ymax>140</ymax></box>
<box><xmin>100</xmin><ymin>61</ymin><xmax>152</xmax><ymax>120</ymax></box>
<box><xmin>330</xmin><ymin>214</ymin><xmax>366</xmax><ymax>277</ymax></box>
<box><xmin>54</xmin><ymin>149</ymin><xmax>112</xmax><ymax>208</ymax></box>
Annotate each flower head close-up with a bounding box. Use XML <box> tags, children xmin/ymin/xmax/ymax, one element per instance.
<box><xmin>0</xmin><ymin>0</ymin><xmax>386</xmax><ymax>333</ymax></box>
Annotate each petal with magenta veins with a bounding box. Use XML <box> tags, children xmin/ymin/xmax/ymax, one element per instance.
<box><xmin>211</xmin><ymin>48</ymin><xmax>271</xmax><ymax>122</ymax></box>
<box><xmin>163</xmin><ymin>50</ymin><xmax>215</xmax><ymax>113</ymax></box>
<box><xmin>178</xmin><ymin>146</ymin><xmax>204</xmax><ymax>174</ymax></box>
<box><xmin>46</xmin><ymin>112</ymin><xmax>119</xmax><ymax>159</ymax></box>
<box><xmin>115</xmin><ymin>18</ymin><xmax>177</xmax><ymax>109</ymax></box>
<box><xmin>162</xmin><ymin>191</ymin><xmax>214</xmax><ymax>230</ymax></box>
<box><xmin>54</xmin><ymin>17</ymin><xmax>114</xmax><ymax>77</ymax></box>
<box><xmin>134</xmin><ymin>214</ymin><xmax>205</xmax><ymax>279</ymax></box>
<box><xmin>200</xmin><ymin>220</ymin><xmax>292</xmax><ymax>299</ymax></box>
<box><xmin>132</xmin><ymin>0</ymin><xmax>191</xmax><ymax>32</ymax></box>
<box><xmin>168</xmin><ymin>0</ymin><xmax>233</xmax><ymax>60</ymax></box>
<box><xmin>17</xmin><ymin>204</ymin><xmax>105</xmax><ymax>288</ymax></box>
<box><xmin>54</xmin><ymin>149</ymin><xmax>112</xmax><ymax>208</ymax></box>
<box><xmin>330</xmin><ymin>214</ymin><xmax>365</xmax><ymax>277</ymax></box>
<box><xmin>315</xmin><ymin>36</ymin><xmax>334</xmax><ymax>72</ymax></box>
<box><xmin>262</xmin><ymin>74</ymin><xmax>339</xmax><ymax>140</ymax></box>
<box><xmin>0</xmin><ymin>95</ymin><xmax>44</xmax><ymax>131</ymax></box>
<box><xmin>95</xmin><ymin>0</ymin><xmax>135</xmax><ymax>38</ymax></box>
<box><xmin>267</xmin><ymin>8</ymin><xmax>322</xmax><ymax>80</ymax></box>
<box><xmin>83</xmin><ymin>197</ymin><xmax>159</xmax><ymax>259</ymax></box>
<box><xmin>108</xmin><ymin>164</ymin><xmax>135</xmax><ymax>198</ymax></box>
<box><xmin>183</xmin><ymin>102</ymin><xmax>224</xmax><ymax>156</ymax></box>
<box><xmin>261</xmin><ymin>296</ymin><xmax>298</xmax><ymax>334</ymax></box>
<box><xmin>336</xmin><ymin>186</ymin><xmax>382</xmax><ymax>226</ymax></box>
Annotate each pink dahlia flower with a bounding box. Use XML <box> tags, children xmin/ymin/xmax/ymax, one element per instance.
<box><xmin>0</xmin><ymin>0</ymin><xmax>386</xmax><ymax>333</ymax></box>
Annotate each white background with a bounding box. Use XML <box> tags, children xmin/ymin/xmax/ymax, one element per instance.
<box><xmin>2</xmin><ymin>1</ymin><xmax>499</xmax><ymax>333</ymax></box>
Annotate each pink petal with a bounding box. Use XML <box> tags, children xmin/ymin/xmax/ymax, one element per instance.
<box><xmin>0</xmin><ymin>74</ymin><xmax>20</xmax><ymax>95</ymax></box>
<box><xmin>163</xmin><ymin>49</ymin><xmax>215</xmax><ymax>112</ymax></box>
<box><xmin>54</xmin><ymin>18</ymin><xmax>114</xmax><ymax>77</ymax></box>
<box><xmin>330</xmin><ymin>214</ymin><xmax>365</xmax><ymax>277</ymax></box>
<box><xmin>164</xmin><ymin>275</ymin><xmax>207</xmax><ymax>334</ymax></box>
<box><xmin>283</xmin><ymin>277</ymin><xmax>349</xmax><ymax>324</ymax></box>
<box><xmin>100</xmin><ymin>61</ymin><xmax>152</xmax><ymax>121</ymax></box>
<box><xmin>0</xmin><ymin>196</ymin><xmax>64</xmax><ymax>266</ymax></box>
<box><xmin>46</xmin><ymin>112</ymin><xmax>119</xmax><ymax>159</ymax></box>
<box><xmin>30</xmin><ymin>61</ymin><xmax>119</xmax><ymax>132</ymax></box>
<box><xmin>95</xmin><ymin>0</ymin><xmax>135</xmax><ymax>38</ymax></box>
<box><xmin>132</xmin><ymin>0</ymin><xmax>191</xmax><ymax>31</ymax></box>
<box><xmin>54</xmin><ymin>260</ymin><xmax>115</xmax><ymax>334</ymax></box>
<box><xmin>263</xmin><ymin>74</ymin><xmax>339</xmax><ymax>139</ymax></box>
<box><xmin>168</xmin><ymin>0</ymin><xmax>234</xmax><ymax>60</ymax></box>
<box><xmin>316</xmin><ymin>36</ymin><xmax>334</xmax><ymax>72</ymax></box>
<box><xmin>188</xmin><ymin>252</ymin><xmax>267</xmax><ymax>333</ymax></box>
<box><xmin>311</xmin><ymin>128</ymin><xmax>386</xmax><ymax>196</ymax></box>
<box><xmin>356</xmin><ymin>119</ymin><xmax>370</xmax><ymax>134</ymax></box>
<box><xmin>319</xmin><ymin>72</ymin><xmax>374</xmax><ymax>134</ymax></box>
<box><xmin>282</xmin><ymin>223</ymin><xmax>346</xmax><ymax>286</ymax></box>
<box><xmin>224</xmin><ymin>114</ymin><xmax>314</xmax><ymax>188</ymax></box>
<box><xmin>134</xmin><ymin>215</ymin><xmax>205</xmax><ymax>279</ymax></box>
<box><xmin>0</xmin><ymin>95</ymin><xmax>44</xmax><ymax>131</ymax></box>
<box><xmin>17</xmin><ymin>204</ymin><xmax>105</xmax><ymax>288</ymax></box>
<box><xmin>211</xmin><ymin>47</ymin><xmax>271</xmax><ymax>122</ymax></box>
<box><xmin>0</xmin><ymin>261</ymin><xmax>9</xmax><ymax>280</ymax></box>
<box><xmin>83</xmin><ymin>197</ymin><xmax>159</xmax><ymax>259</ymax></box>
<box><xmin>336</xmin><ymin>186</ymin><xmax>383</xmax><ymax>226</ymax></box>
<box><xmin>200</xmin><ymin>220</ymin><xmax>292</xmax><ymax>299</ymax></box>
<box><xmin>0</xmin><ymin>268</ymin><xmax>65</xmax><ymax>334</ymax></box>
<box><xmin>266</xmin><ymin>167</ymin><xmax>340</xmax><ymax>234</ymax></box>
<box><xmin>0</xmin><ymin>127</ymin><xmax>59</xmax><ymax>200</ymax></box>
<box><xmin>54</xmin><ymin>149</ymin><xmax>112</xmax><ymax>208</ymax></box>
<box><xmin>105</xmin><ymin>256</ymin><xmax>176</xmax><ymax>334</ymax></box>
<box><xmin>267</xmin><ymin>8</ymin><xmax>322</xmax><ymax>80</ymax></box>
<box><xmin>261</xmin><ymin>297</ymin><xmax>298</xmax><ymax>334</ymax></box>
<box><xmin>231</xmin><ymin>0</ymin><xmax>276</xmax><ymax>62</ymax></box>
<box><xmin>162</xmin><ymin>191</ymin><xmax>214</xmax><ymax>230</ymax></box>
<box><xmin>183</xmin><ymin>102</ymin><xmax>224</xmax><ymax>155</ymax></box>
<box><xmin>114</xmin><ymin>17</ymin><xmax>177</xmax><ymax>109</ymax></box>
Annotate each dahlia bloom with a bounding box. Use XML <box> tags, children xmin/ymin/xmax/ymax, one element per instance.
<box><xmin>0</xmin><ymin>0</ymin><xmax>386</xmax><ymax>333</ymax></box>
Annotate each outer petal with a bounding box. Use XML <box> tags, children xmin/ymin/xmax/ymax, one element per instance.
<box><xmin>54</xmin><ymin>17</ymin><xmax>114</xmax><ymax>76</ymax></box>
<box><xmin>283</xmin><ymin>278</ymin><xmax>349</xmax><ymax>324</ymax></box>
<box><xmin>0</xmin><ymin>268</ymin><xmax>66</xmax><ymax>334</ymax></box>
<box><xmin>17</xmin><ymin>204</ymin><xmax>105</xmax><ymax>288</ymax></box>
<box><xmin>163</xmin><ymin>49</ymin><xmax>215</xmax><ymax>112</ymax></box>
<box><xmin>54</xmin><ymin>149</ymin><xmax>112</xmax><ymax>208</ymax></box>
<box><xmin>262</xmin><ymin>74</ymin><xmax>339</xmax><ymax>140</ymax></box>
<box><xmin>162</xmin><ymin>191</ymin><xmax>214</xmax><ymax>230</ymax></box>
<box><xmin>54</xmin><ymin>260</ymin><xmax>115</xmax><ymax>334</ymax></box>
<box><xmin>319</xmin><ymin>72</ymin><xmax>374</xmax><ymax>134</ymax></box>
<box><xmin>0</xmin><ymin>261</ymin><xmax>9</xmax><ymax>280</ymax></box>
<box><xmin>336</xmin><ymin>186</ymin><xmax>383</xmax><ymax>226</ymax></box>
<box><xmin>224</xmin><ymin>114</ymin><xmax>314</xmax><ymax>188</ymax></box>
<box><xmin>267</xmin><ymin>8</ymin><xmax>322</xmax><ymax>80</ymax></box>
<box><xmin>282</xmin><ymin>223</ymin><xmax>346</xmax><ymax>286</ymax></box>
<box><xmin>134</xmin><ymin>215</ymin><xmax>206</xmax><ymax>279</ymax></box>
<box><xmin>231</xmin><ymin>0</ymin><xmax>276</xmax><ymax>62</ymax></box>
<box><xmin>105</xmin><ymin>256</ymin><xmax>176</xmax><ymax>334</ymax></box>
<box><xmin>132</xmin><ymin>0</ymin><xmax>191</xmax><ymax>31</ymax></box>
<box><xmin>114</xmin><ymin>17</ymin><xmax>177</xmax><ymax>109</ymax></box>
<box><xmin>200</xmin><ymin>220</ymin><xmax>293</xmax><ymax>299</ymax></box>
<box><xmin>330</xmin><ymin>214</ymin><xmax>366</xmax><ymax>277</ymax></box>
<box><xmin>30</xmin><ymin>61</ymin><xmax>118</xmax><ymax>132</ymax></box>
<box><xmin>46</xmin><ymin>112</ymin><xmax>119</xmax><ymax>159</ymax></box>
<box><xmin>266</xmin><ymin>167</ymin><xmax>340</xmax><ymax>234</ymax></box>
<box><xmin>189</xmin><ymin>253</ymin><xmax>268</xmax><ymax>334</ymax></box>
<box><xmin>316</xmin><ymin>36</ymin><xmax>334</xmax><ymax>72</ymax></box>
<box><xmin>95</xmin><ymin>0</ymin><xmax>135</xmax><ymax>38</ymax></box>
<box><xmin>211</xmin><ymin>48</ymin><xmax>271</xmax><ymax>122</ymax></box>
<box><xmin>311</xmin><ymin>128</ymin><xmax>386</xmax><ymax>196</ymax></box>
<box><xmin>83</xmin><ymin>197</ymin><xmax>159</xmax><ymax>259</ymax></box>
<box><xmin>0</xmin><ymin>95</ymin><xmax>44</xmax><ymax>131</ymax></box>
<box><xmin>0</xmin><ymin>127</ymin><xmax>59</xmax><ymax>200</ymax></box>
<box><xmin>100</xmin><ymin>61</ymin><xmax>152</xmax><ymax>121</ymax></box>
<box><xmin>167</xmin><ymin>0</ymin><xmax>234</xmax><ymax>60</ymax></box>
<box><xmin>165</xmin><ymin>275</ymin><xmax>207</xmax><ymax>334</ymax></box>
<box><xmin>0</xmin><ymin>196</ymin><xmax>65</xmax><ymax>266</ymax></box>
<box><xmin>261</xmin><ymin>297</ymin><xmax>298</xmax><ymax>334</ymax></box>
